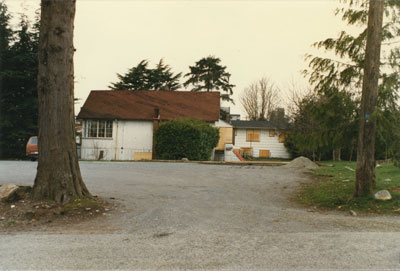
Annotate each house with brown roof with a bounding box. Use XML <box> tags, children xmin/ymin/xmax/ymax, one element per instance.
<box><xmin>76</xmin><ymin>90</ymin><xmax>221</xmax><ymax>160</ymax></box>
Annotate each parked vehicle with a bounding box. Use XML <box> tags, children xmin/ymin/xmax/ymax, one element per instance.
<box><xmin>26</xmin><ymin>136</ymin><xmax>38</xmax><ymax>160</ymax></box>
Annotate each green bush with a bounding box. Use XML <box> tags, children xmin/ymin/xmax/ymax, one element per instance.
<box><xmin>155</xmin><ymin>119</ymin><xmax>219</xmax><ymax>161</ymax></box>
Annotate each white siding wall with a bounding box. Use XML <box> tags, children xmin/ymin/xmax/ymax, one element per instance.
<box><xmin>233</xmin><ymin>128</ymin><xmax>290</xmax><ymax>159</ymax></box>
<box><xmin>81</xmin><ymin>120</ymin><xmax>153</xmax><ymax>160</ymax></box>
<box><xmin>81</xmin><ymin>120</ymin><xmax>117</xmax><ymax>160</ymax></box>
<box><xmin>116</xmin><ymin>120</ymin><xmax>153</xmax><ymax>160</ymax></box>
<box><xmin>224</xmin><ymin>150</ymin><xmax>241</xmax><ymax>161</ymax></box>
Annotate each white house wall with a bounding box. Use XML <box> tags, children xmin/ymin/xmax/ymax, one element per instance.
<box><xmin>81</xmin><ymin>120</ymin><xmax>153</xmax><ymax>160</ymax></box>
<box><xmin>116</xmin><ymin>120</ymin><xmax>153</xmax><ymax>160</ymax></box>
<box><xmin>234</xmin><ymin>128</ymin><xmax>290</xmax><ymax>159</ymax></box>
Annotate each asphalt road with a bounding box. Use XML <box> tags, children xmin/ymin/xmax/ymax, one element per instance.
<box><xmin>1</xmin><ymin>161</ymin><xmax>400</xmax><ymax>270</ymax></box>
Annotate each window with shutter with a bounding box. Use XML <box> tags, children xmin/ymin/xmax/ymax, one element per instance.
<box><xmin>259</xmin><ymin>150</ymin><xmax>270</xmax><ymax>158</ymax></box>
<box><xmin>246</xmin><ymin>129</ymin><xmax>260</xmax><ymax>142</ymax></box>
<box><xmin>279</xmin><ymin>133</ymin><xmax>286</xmax><ymax>143</ymax></box>
<box><xmin>269</xmin><ymin>130</ymin><xmax>275</xmax><ymax>137</ymax></box>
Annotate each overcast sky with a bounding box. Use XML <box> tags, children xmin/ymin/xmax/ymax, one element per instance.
<box><xmin>6</xmin><ymin>0</ymin><xmax>352</xmax><ymax>118</ymax></box>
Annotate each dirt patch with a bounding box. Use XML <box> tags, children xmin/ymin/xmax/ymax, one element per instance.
<box><xmin>0</xmin><ymin>194</ymin><xmax>116</xmax><ymax>232</ymax></box>
<box><xmin>284</xmin><ymin>156</ymin><xmax>319</xmax><ymax>169</ymax></box>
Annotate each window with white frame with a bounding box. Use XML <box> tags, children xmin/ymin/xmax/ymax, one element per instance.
<box><xmin>84</xmin><ymin>120</ymin><xmax>113</xmax><ymax>138</ymax></box>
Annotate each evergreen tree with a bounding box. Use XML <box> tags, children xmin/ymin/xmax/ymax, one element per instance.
<box><xmin>285</xmin><ymin>90</ymin><xmax>358</xmax><ymax>161</ymax></box>
<box><xmin>184</xmin><ymin>56</ymin><xmax>235</xmax><ymax>103</ymax></box>
<box><xmin>0</xmin><ymin>5</ymin><xmax>39</xmax><ymax>159</ymax></box>
<box><xmin>0</xmin><ymin>2</ymin><xmax>13</xmax><ymax>154</ymax></box>
<box><xmin>148</xmin><ymin>59</ymin><xmax>181</xmax><ymax>90</ymax></box>
<box><xmin>109</xmin><ymin>59</ymin><xmax>182</xmax><ymax>90</ymax></box>
<box><xmin>301</xmin><ymin>0</ymin><xmax>400</xmax><ymax>163</ymax></box>
<box><xmin>0</xmin><ymin>2</ymin><xmax>12</xmax><ymax>76</ymax></box>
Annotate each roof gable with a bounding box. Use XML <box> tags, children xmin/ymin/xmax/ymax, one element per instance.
<box><xmin>77</xmin><ymin>90</ymin><xmax>220</xmax><ymax>122</ymax></box>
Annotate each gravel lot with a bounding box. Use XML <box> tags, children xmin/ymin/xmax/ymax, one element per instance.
<box><xmin>1</xmin><ymin>161</ymin><xmax>400</xmax><ymax>270</ymax></box>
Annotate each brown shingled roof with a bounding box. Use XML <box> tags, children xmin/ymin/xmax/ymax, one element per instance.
<box><xmin>76</xmin><ymin>90</ymin><xmax>220</xmax><ymax>122</ymax></box>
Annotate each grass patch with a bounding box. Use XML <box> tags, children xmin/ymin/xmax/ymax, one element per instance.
<box><xmin>297</xmin><ymin>161</ymin><xmax>400</xmax><ymax>214</ymax></box>
<box><xmin>3</xmin><ymin>218</ymin><xmax>18</xmax><ymax>227</ymax></box>
<box><xmin>63</xmin><ymin>198</ymin><xmax>102</xmax><ymax>212</ymax></box>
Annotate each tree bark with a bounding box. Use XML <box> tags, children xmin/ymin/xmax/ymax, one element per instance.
<box><xmin>32</xmin><ymin>0</ymin><xmax>91</xmax><ymax>203</ymax></box>
<box><xmin>355</xmin><ymin>0</ymin><xmax>384</xmax><ymax>197</ymax></box>
<box><xmin>349</xmin><ymin>141</ymin><xmax>354</xmax><ymax>162</ymax></box>
<box><xmin>333</xmin><ymin>147</ymin><xmax>341</xmax><ymax>162</ymax></box>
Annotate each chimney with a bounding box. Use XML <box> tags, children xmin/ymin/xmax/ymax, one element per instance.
<box><xmin>154</xmin><ymin>107</ymin><xmax>160</xmax><ymax>118</ymax></box>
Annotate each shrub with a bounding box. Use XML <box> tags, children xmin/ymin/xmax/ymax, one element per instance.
<box><xmin>155</xmin><ymin>119</ymin><xmax>219</xmax><ymax>161</ymax></box>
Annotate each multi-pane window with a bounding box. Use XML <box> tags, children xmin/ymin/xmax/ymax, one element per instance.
<box><xmin>88</xmin><ymin>120</ymin><xmax>98</xmax><ymax>137</ymax></box>
<box><xmin>98</xmin><ymin>121</ymin><xmax>105</xmax><ymax>137</ymax></box>
<box><xmin>84</xmin><ymin>120</ymin><xmax>113</xmax><ymax>138</ymax></box>
<box><xmin>106</xmin><ymin>121</ymin><xmax>113</xmax><ymax>137</ymax></box>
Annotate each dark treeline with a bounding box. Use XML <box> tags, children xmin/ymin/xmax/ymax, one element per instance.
<box><xmin>0</xmin><ymin>2</ymin><xmax>39</xmax><ymax>159</ymax></box>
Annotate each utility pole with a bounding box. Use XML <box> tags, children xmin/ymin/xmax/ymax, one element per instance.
<box><xmin>355</xmin><ymin>0</ymin><xmax>385</xmax><ymax>197</ymax></box>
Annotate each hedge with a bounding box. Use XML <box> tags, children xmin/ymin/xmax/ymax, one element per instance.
<box><xmin>154</xmin><ymin>119</ymin><xmax>219</xmax><ymax>161</ymax></box>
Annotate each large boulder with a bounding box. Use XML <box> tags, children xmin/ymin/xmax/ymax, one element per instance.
<box><xmin>0</xmin><ymin>184</ymin><xmax>19</xmax><ymax>202</ymax></box>
<box><xmin>374</xmin><ymin>190</ymin><xmax>392</xmax><ymax>201</ymax></box>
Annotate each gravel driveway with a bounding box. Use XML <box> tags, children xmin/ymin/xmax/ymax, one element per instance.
<box><xmin>1</xmin><ymin>161</ymin><xmax>400</xmax><ymax>270</ymax></box>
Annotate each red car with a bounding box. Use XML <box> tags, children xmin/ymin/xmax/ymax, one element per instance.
<box><xmin>26</xmin><ymin>136</ymin><xmax>38</xmax><ymax>160</ymax></box>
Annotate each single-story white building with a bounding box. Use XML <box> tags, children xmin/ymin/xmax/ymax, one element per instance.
<box><xmin>76</xmin><ymin>90</ymin><xmax>220</xmax><ymax>160</ymax></box>
<box><xmin>224</xmin><ymin>120</ymin><xmax>290</xmax><ymax>161</ymax></box>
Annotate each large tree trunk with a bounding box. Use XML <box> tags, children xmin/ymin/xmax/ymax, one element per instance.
<box><xmin>32</xmin><ymin>0</ymin><xmax>91</xmax><ymax>203</ymax></box>
<box><xmin>355</xmin><ymin>0</ymin><xmax>384</xmax><ymax>197</ymax></box>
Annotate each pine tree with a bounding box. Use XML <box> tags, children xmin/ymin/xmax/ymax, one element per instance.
<box><xmin>0</xmin><ymin>5</ymin><xmax>39</xmax><ymax>159</ymax></box>
<box><xmin>184</xmin><ymin>56</ymin><xmax>235</xmax><ymax>103</ymax></box>
<box><xmin>109</xmin><ymin>59</ymin><xmax>182</xmax><ymax>90</ymax></box>
<box><xmin>302</xmin><ymin>1</ymin><xmax>400</xmax><ymax>164</ymax></box>
<box><xmin>0</xmin><ymin>2</ymin><xmax>13</xmax><ymax>158</ymax></box>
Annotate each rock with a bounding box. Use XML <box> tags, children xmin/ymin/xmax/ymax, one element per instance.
<box><xmin>342</xmin><ymin>179</ymin><xmax>350</xmax><ymax>182</ymax></box>
<box><xmin>384</xmin><ymin>178</ymin><xmax>392</xmax><ymax>182</ymax></box>
<box><xmin>284</xmin><ymin>156</ymin><xmax>319</xmax><ymax>169</ymax></box>
<box><xmin>374</xmin><ymin>190</ymin><xmax>392</xmax><ymax>201</ymax></box>
<box><xmin>0</xmin><ymin>184</ymin><xmax>19</xmax><ymax>202</ymax></box>
<box><xmin>350</xmin><ymin>210</ymin><xmax>357</xmax><ymax>216</ymax></box>
<box><xmin>0</xmin><ymin>185</ymin><xmax>31</xmax><ymax>202</ymax></box>
<box><xmin>182</xmin><ymin>158</ymin><xmax>189</xmax><ymax>162</ymax></box>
